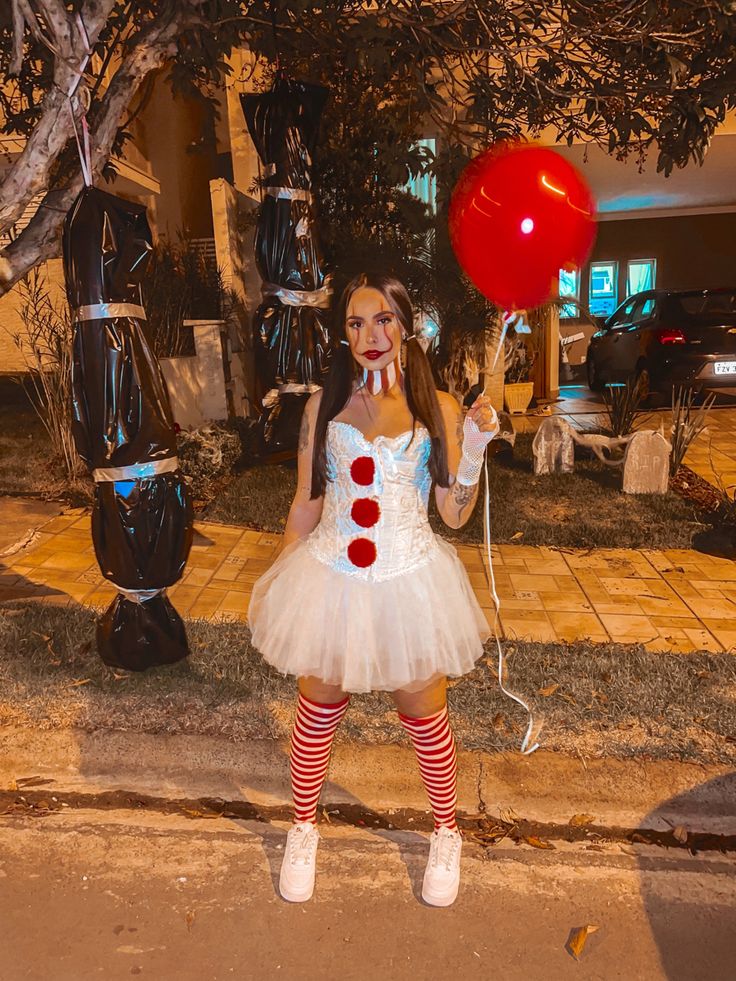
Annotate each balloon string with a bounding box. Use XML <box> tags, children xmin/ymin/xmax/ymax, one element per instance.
<box><xmin>491</xmin><ymin>309</ymin><xmax>517</xmax><ymax>372</ymax></box>
<box><xmin>66</xmin><ymin>100</ymin><xmax>92</xmax><ymax>187</ymax></box>
<box><xmin>483</xmin><ymin>447</ymin><xmax>540</xmax><ymax>755</ymax></box>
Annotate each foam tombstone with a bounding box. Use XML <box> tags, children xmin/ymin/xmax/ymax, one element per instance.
<box><xmin>241</xmin><ymin>75</ymin><xmax>332</xmax><ymax>454</ymax></box>
<box><xmin>62</xmin><ymin>185</ymin><xmax>193</xmax><ymax>670</ymax></box>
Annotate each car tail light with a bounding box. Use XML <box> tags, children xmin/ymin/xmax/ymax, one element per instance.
<box><xmin>655</xmin><ymin>327</ymin><xmax>687</xmax><ymax>345</ymax></box>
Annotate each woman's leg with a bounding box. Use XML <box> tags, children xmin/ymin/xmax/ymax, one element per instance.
<box><xmin>391</xmin><ymin>676</ymin><xmax>458</xmax><ymax>830</ymax></box>
<box><xmin>288</xmin><ymin>675</ymin><xmax>350</xmax><ymax>825</ymax></box>
<box><xmin>392</xmin><ymin>676</ymin><xmax>463</xmax><ymax>906</ymax></box>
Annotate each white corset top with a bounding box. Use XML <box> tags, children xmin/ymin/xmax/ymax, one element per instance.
<box><xmin>306</xmin><ymin>419</ymin><xmax>439</xmax><ymax>582</ymax></box>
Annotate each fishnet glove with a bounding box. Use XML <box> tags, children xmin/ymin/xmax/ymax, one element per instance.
<box><xmin>456</xmin><ymin>409</ymin><xmax>499</xmax><ymax>486</ymax></box>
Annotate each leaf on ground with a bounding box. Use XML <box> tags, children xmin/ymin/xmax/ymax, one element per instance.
<box><xmin>471</xmin><ymin>824</ymin><xmax>511</xmax><ymax>846</ymax></box>
<box><xmin>499</xmin><ymin>807</ymin><xmax>521</xmax><ymax>825</ymax></box>
<box><xmin>69</xmin><ymin>678</ymin><xmax>92</xmax><ymax>687</ymax></box>
<box><xmin>185</xmin><ymin>910</ymin><xmax>195</xmax><ymax>931</ymax></box>
<box><xmin>182</xmin><ymin>808</ymin><xmax>221</xmax><ymax>820</ymax></box>
<box><xmin>566</xmin><ymin>924</ymin><xmax>599</xmax><ymax>960</ymax></box>
<box><xmin>492</xmin><ymin>712</ymin><xmax>506</xmax><ymax>730</ymax></box>
<box><xmin>672</xmin><ymin>825</ymin><xmax>688</xmax><ymax>844</ymax></box>
<box><xmin>525</xmin><ymin>835</ymin><xmax>555</xmax><ymax>850</ymax></box>
<box><xmin>538</xmin><ymin>683</ymin><xmax>559</xmax><ymax>697</ymax></box>
<box><xmin>510</xmin><ymin>531</ymin><xmax>524</xmax><ymax>541</ymax></box>
<box><xmin>16</xmin><ymin>776</ymin><xmax>54</xmax><ymax>788</ymax></box>
<box><xmin>569</xmin><ymin>813</ymin><xmax>596</xmax><ymax>827</ymax></box>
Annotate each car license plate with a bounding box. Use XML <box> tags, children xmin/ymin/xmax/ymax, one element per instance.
<box><xmin>714</xmin><ymin>361</ymin><xmax>736</xmax><ymax>375</ymax></box>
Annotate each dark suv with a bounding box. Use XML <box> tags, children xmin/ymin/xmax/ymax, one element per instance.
<box><xmin>586</xmin><ymin>288</ymin><xmax>736</xmax><ymax>394</ymax></box>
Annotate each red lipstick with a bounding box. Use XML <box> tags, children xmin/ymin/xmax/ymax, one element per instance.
<box><xmin>364</xmin><ymin>349</ymin><xmax>387</xmax><ymax>360</ymax></box>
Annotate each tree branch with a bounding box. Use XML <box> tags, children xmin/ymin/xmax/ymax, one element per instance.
<box><xmin>0</xmin><ymin>0</ymin><xmax>116</xmax><ymax>236</ymax></box>
<box><xmin>0</xmin><ymin>3</ymin><xmax>203</xmax><ymax>294</ymax></box>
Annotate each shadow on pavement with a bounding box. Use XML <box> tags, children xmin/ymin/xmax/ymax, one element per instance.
<box><xmin>639</xmin><ymin>772</ymin><xmax>736</xmax><ymax>980</ymax></box>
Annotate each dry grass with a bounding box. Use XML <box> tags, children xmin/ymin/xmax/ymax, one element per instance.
<box><xmin>0</xmin><ymin>377</ymin><xmax>92</xmax><ymax>504</ymax></box>
<box><xmin>1</xmin><ymin>603</ymin><xmax>734</xmax><ymax>765</ymax></box>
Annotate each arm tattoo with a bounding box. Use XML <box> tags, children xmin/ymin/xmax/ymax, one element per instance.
<box><xmin>450</xmin><ymin>480</ymin><xmax>476</xmax><ymax>513</ymax></box>
<box><xmin>455</xmin><ymin>410</ymin><xmax>464</xmax><ymax>448</ymax></box>
<box><xmin>298</xmin><ymin>412</ymin><xmax>310</xmax><ymax>453</ymax></box>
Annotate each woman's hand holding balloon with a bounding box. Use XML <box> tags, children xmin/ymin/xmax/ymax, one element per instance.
<box><xmin>456</xmin><ymin>396</ymin><xmax>499</xmax><ymax>487</ymax></box>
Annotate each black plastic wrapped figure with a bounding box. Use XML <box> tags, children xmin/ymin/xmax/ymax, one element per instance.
<box><xmin>241</xmin><ymin>76</ymin><xmax>332</xmax><ymax>454</ymax></box>
<box><xmin>62</xmin><ymin>185</ymin><xmax>193</xmax><ymax>670</ymax></box>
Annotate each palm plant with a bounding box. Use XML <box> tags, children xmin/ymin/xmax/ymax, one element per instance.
<box><xmin>669</xmin><ymin>386</ymin><xmax>716</xmax><ymax>477</ymax></box>
<box><xmin>601</xmin><ymin>377</ymin><xmax>649</xmax><ymax>437</ymax></box>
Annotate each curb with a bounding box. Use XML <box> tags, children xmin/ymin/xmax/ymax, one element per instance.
<box><xmin>1</xmin><ymin>726</ymin><xmax>734</xmax><ymax>834</ymax></box>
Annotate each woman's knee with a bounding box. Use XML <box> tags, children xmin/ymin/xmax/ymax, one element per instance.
<box><xmin>391</xmin><ymin>675</ymin><xmax>447</xmax><ymax>718</ymax></box>
<box><xmin>298</xmin><ymin>675</ymin><xmax>350</xmax><ymax>705</ymax></box>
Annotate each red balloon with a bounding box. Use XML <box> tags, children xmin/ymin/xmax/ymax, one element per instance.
<box><xmin>449</xmin><ymin>144</ymin><xmax>597</xmax><ymax>311</ymax></box>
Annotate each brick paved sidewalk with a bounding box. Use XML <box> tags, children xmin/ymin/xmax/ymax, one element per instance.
<box><xmin>2</xmin><ymin>512</ymin><xmax>735</xmax><ymax>654</ymax></box>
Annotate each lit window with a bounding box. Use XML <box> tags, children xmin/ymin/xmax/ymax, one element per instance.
<box><xmin>559</xmin><ymin>268</ymin><xmax>579</xmax><ymax>318</ymax></box>
<box><xmin>626</xmin><ymin>259</ymin><xmax>656</xmax><ymax>297</ymax></box>
<box><xmin>405</xmin><ymin>138</ymin><xmax>437</xmax><ymax>213</ymax></box>
<box><xmin>589</xmin><ymin>261</ymin><xmax>618</xmax><ymax>318</ymax></box>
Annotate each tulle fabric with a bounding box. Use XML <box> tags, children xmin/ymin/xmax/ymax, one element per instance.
<box><xmin>248</xmin><ymin>535</ymin><xmax>491</xmax><ymax>694</ymax></box>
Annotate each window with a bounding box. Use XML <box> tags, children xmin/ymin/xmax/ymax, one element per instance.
<box><xmin>636</xmin><ymin>296</ymin><xmax>656</xmax><ymax>320</ymax></box>
<box><xmin>608</xmin><ymin>297</ymin><xmax>637</xmax><ymax>328</ymax></box>
<box><xmin>667</xmin><ymin>290</ymin><xmax>736</xmax><ymax>324</ymax></box>
<box><xmin>626</xmin><ymin>259</ymin><xmax>656</xmax><ymax>297</ymax></box>
<box><xmin>559</xmin><ymin>268</ymin><xmax>579</xmax><ymax>319</ymax></box>
<box><xmin>589</xmin><ymin>261</ymin><xmax>618</xmax><ymax>318</ymax></box>
<box><xmin>405</xmin><ymin>138</ymin><xmax>437</xmax><ymax>213</ymax></box>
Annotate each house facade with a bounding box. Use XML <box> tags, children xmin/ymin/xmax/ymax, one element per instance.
<box><xmin>3</xmin><ymin>49</ymin><xmax>736</xmax><ymax>411</ymax></box>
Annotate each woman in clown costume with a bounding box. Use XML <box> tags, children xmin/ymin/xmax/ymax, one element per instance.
<box><xmin>249</xmin><ymin>272</ymin><xmax>499</xmax><ymax>907</ymax></box>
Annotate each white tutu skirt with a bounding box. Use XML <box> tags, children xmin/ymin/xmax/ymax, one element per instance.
<box><xmin>248</xmin><ymin>536</ymin><xmax>491</xmax><ymax>694</ymax></box>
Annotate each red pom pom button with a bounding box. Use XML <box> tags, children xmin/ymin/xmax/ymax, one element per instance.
<box><xmin>351</xmin><ymin>497</ymin><xmax>380</xmax><ymax>528</ymax></box>
<box><xmin>347</xmin><ymin>537</ymin><xmax>377</xmax><ymax>568</ymax></box>
<box><xmin>350</xmin><ymin>455</ymin><xmax>375</xmax><ymax>486</ymax></box>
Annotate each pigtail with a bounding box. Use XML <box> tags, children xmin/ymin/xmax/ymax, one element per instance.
<box><xmin>404</xmin><ymin>337</ymin><xmax>450</xmax><ymax>487</ymax></box>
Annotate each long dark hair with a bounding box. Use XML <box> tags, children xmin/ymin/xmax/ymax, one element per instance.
<box><xmin>310</xmin><ymin>273</ymin><xmax>449</xmax><ymax>498</ymax></box>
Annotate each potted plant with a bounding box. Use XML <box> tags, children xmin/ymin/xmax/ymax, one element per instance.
<box><xmin>503</xmin><ymin>331</ymin><xmax>537</xmax><ymax>414</ymax></box>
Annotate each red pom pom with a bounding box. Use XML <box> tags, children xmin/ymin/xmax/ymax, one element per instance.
<box><xmin>350</xmin><ymin>455</ymin><xmax>375</xmax><ymax>486</ymax></box>
<box><xmin>351</xmin><ymin>497</ymin><xmax>380</xmax><ymax>528</ymax></box>
<box><xmin>347</xmin><ymin>537</ymin><xmax>377</xmax><ymax>568</ymax></box>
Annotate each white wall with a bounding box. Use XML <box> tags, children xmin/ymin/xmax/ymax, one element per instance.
<box><xmin>161</xmin><ymin>319</ymin><xmax>244</xmax><ymax>429</ymax></box>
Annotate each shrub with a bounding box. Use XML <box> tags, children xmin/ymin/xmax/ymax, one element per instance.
<box><xmin>14</xmin><ymin>268</ymin><xmax>85</xmax><ymax>485</ymax></box>
<box><xmin>177</xmin><ymin>425</ymin><xmax>241</xmax><ymax>500</ymax></box>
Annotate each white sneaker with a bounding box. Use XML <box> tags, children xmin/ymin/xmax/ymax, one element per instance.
<box><xmin>279</xmin><ymin>821</ymin><xmax>320</xmax><ymax>902</ymax></box>
<box><xmin>421</xmin><ymin>826</ymin><xmax>462</xmax><ymax>907</ymax></box>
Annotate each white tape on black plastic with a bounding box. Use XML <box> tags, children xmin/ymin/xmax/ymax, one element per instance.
<box><xmin>117</xmin><ymin>586</ymin><xmax>166</xmax><ymax>605</ymax></box>
<box><xmin>92</xmin><ymin>457</ymin><xmax>179</xmax><ymax>483</ymax></box>
<box><xmin>261</xmin><ymin>283</ymin><xmax>331</xmax><ymax>309</ymax></box>
<box><xmin>483</xmin><ymin>450</ymin><xmax>540</xmax><ymax>755</ymax></box>
<box><xmin>73</xmin><ymin>303</ymin><xmax>147</xmax><ymax>323</ymax></box>
<box><xmin>265</xmin><ymin>187</ymin><xmax>312</xmax><ymax>202</ymax></box>
<box><xmin>261</xmin><ymin>384</ymin><xmax>321</xmax><ymax>408</ymax></box>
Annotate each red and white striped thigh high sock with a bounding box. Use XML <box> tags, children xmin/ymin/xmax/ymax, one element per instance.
<box><xmin>398</xmin><ymin>704</ymin><xmax>458</xmax><ymax>831</ymax></box>
<box><xmin>289</xmin><ymin>692</ymin><xmax>350</xmax><ymax>824</ymax></box>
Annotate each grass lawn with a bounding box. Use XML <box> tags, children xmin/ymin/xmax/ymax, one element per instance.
<box><xmin>0</xmin><ymin>376</ymin><xmax>708</xmax><ymax>550</ymax></box>
<box><xmin>1</xmin><ymin>603</ymin><xmax>733</xmax><ymax>765</ymax></box>
<box><xmin>0</xmin><ymin>378</ymin><xmax>57</xmax><ymax>498</ymax></box>
<box><xmin>204</xmin><ymin>435</ymin><xmax>704</xmax><ymax>549</ymax></box>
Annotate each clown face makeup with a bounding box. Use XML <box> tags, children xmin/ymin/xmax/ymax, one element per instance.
<box><xmin>345</xmin><ymin>287</ymin><xmax>404</xmax><ymax>394</ymax></box>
